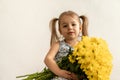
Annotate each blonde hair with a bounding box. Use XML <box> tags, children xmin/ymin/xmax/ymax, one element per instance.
<box><xmin>49</xmin><ymin>11</ymin><xmax>88</xmax><ymax>46</ymax></box>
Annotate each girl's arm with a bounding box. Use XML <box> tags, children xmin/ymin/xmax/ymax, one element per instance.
<box><xmin>44</xmin><ymin>42</ymin><xmax>72</xmax><ymax>79</ymax></box>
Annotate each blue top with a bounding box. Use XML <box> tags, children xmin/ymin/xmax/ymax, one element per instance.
<box><xmin>54</xmin><ymin>40</ymin><xmax>73</xmax><ymax>62</ymax></box>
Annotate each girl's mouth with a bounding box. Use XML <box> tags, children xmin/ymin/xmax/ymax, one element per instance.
<box><xmin>68</xmin><ymin>32</ymin><xmax>74</xmax><ymax>35</ymax></box>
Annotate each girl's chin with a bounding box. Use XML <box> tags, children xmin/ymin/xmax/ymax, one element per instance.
<box><xmin>67</xmin><ymin>36</ymin><xmax>77</xmax><ymax>40</ymax></box>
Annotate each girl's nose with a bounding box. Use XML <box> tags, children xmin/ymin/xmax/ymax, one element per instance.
<box><xmin>68</xmin><ymin>25</ymin><xmax>73</xmax><ymax>30</ymax></box>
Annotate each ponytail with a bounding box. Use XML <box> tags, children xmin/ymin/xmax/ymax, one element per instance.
<box><xmin>49</xmin><ymin>18</ymin><xmax>59</xmax><ymax>46</ymax></box>
<box><xmin>79</xmin><ymin>15</ymin><xmax>88</xmax><ymax>36</ymax></box>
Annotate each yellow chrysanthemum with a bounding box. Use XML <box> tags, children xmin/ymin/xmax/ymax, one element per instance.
<box><xmin>68</xmin><ymin>36</ymin><xmax>113</xmax><ymax>80</ymax></box>
<box><xmin>68</xmin><ymin>55</ymin><xmax>75</xmax><ymax>63</ymax></box>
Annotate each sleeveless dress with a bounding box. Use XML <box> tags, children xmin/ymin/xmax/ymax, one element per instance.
<box><xmin>51</xmin><ymin>40</ymin><xmax>73</xmax><ymax>80</ymax></box>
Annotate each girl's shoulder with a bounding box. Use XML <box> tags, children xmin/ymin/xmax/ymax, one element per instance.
<box><xmin>51</xmin><ymin>40</ymin><xmax>71</xmax><ymax>50</ymax></box>
<box><xmin>51</xmin><ymin>40</ymin><xmax>64</xmax><ymax>47</ymax></box>
<box><xmin>50</xmin><ymin>41</ymin><xmax>60</xmax><ymax>50</ymax></box>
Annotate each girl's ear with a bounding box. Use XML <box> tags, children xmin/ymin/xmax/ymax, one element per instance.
<box><xmin>80</xmin><ymin>26</ymin><xmax>82</xmax><ymax>32</ymax></box>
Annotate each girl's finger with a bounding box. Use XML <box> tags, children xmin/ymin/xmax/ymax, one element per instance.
<box><xmin>66</xmin><ymin>71</ymin><xmax>71</xmax><ymax>75</ymax></box>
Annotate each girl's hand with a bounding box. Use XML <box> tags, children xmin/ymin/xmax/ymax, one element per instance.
<box><xmin>57</xmin><ymin>70</ymin><xmax>72</xmax><ymax>79</ymax></box>
<box><xmin>71</xmin><ymin>73</ymin><xmax>79</xmax><ymax>80</ymax></box>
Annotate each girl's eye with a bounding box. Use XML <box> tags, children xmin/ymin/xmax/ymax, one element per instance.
<box><xmin>72</xmin><ymin>24</ymin><xmax>76</xmax><ymax>26</ymax></box>
<box><xmin>63</xmin><ymin>25</ymin><xmax>67</xmax><ymax>28</ymax></box>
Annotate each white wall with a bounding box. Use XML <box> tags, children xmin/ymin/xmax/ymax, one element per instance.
<box><xmin>0</xmin><ymin>0</ymin><xmax>120</xmax><ymax>80</ymax></box>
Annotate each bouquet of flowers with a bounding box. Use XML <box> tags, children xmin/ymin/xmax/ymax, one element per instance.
<box><xmin>16</xmin><ymin>36</ymin><xmax>113</xmax><ymax>80</ymax></box>
<box><xmin>68</xmin><ymin>36</ymin><xmax>113</xmax><ymax>80</ymax></box>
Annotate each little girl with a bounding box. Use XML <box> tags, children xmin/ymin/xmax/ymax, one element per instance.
<box><xmin>44</xmin><ymin>11</ymin><xmax>88</xmax><ymax>80</ymax></box>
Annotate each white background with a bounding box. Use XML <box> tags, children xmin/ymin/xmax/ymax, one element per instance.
<box><xmin>0</xmin><ymin>0</ymin><xmax>120</xmax><ymax>80</ymax></box>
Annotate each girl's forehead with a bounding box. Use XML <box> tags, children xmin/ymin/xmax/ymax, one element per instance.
<box><xmin>59</xmin><ymin>15</ymin><xmax>79</xmax><ymax>22</ymax></box>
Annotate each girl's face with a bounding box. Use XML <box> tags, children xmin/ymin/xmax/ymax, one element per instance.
<box><xmin>59</xmin><ymin>15</ymin><xmax>81</xmax><ymax>41</ymax></box>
